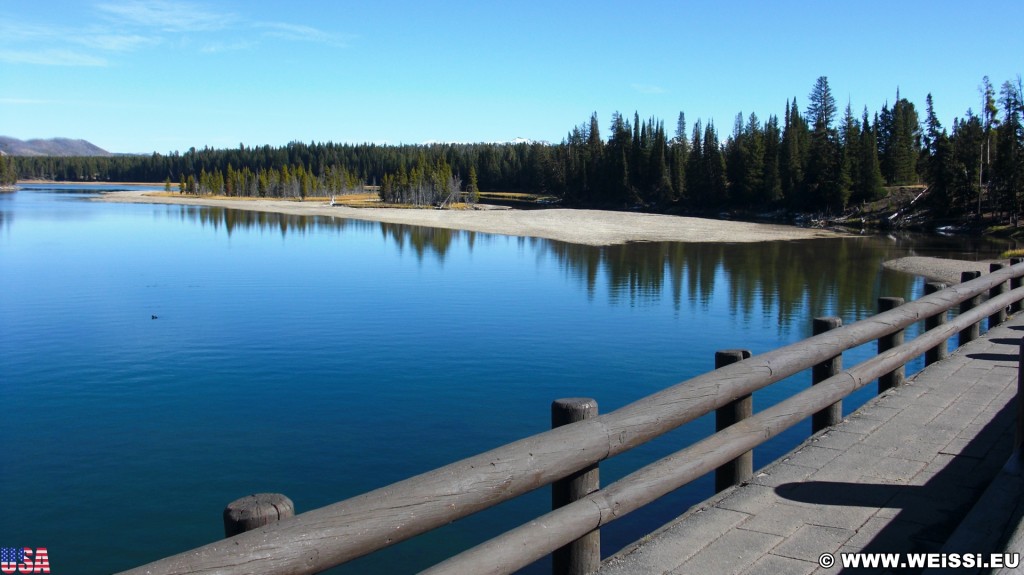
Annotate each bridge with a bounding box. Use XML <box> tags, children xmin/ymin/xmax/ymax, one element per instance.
<box><xmin>118</xmin><ymin>261</ymin><xmax>1024</xmax><ymax>575</ymax></box>
<box><xmin>597</xmin><ymin>305</ymin><xmax>1023</xmax><ymax>574</ymax></box>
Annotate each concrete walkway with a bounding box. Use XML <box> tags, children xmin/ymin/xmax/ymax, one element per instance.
<box><xmin>598</xmin><ymin>315</ymin><xmax>1023</xmax><ymax>575</ymax></box>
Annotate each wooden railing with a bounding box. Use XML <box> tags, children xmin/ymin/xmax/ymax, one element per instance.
<box><xmin>118</xmin><ymin>260</ymin><xmax>1024</xmax><ymax>575</ymax></box>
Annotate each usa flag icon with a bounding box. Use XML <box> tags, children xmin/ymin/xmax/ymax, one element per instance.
<box><xmin>0</xmin><ymin>548</ymin><xmax>24</xmax><ymax>563</ymax></box>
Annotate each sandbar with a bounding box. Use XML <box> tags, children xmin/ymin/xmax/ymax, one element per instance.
<box><xmin>87</xmin><ymin>191</ymin><xmax>1018</xmax><ymax>282</ymax></box>
<box><xmin>95</xmin><ymin>190</ymin><xmax>841</xmax><ymax>246</ymax></box>
<box><xmin>882</xmin><ymin>256</ymin><xmax>1005</xmax><ymax>285</ymax></box>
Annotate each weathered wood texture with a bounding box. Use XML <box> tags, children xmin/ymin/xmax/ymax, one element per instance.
<box><xmin>1013</xmin><ymin>258</ymin><xmax>1024</xmax><ymax>314</ymax></box>
<box><xmin>117</xmin><ymin>264</ymin><xmax>1024</xmax><ymax>575</ymax></box>
<box><xmin>424</xmin><ymin>284</ymin><xmax>1024</xmax><ymax>575</ymax></box>
<box><xmin>223</xmin><ymin>493</ymin><xmax>295</xmax><ymax>537</ymax></box>
<box><xmin>551</xmin><ymin>398</ymin><xmax>600</xmax><ymax>575</ymax></box>
<box><xmin>1019</xmin><ymin>340</ymin><xmax>1024</xmax><ymax>452</ymax></box>
<box><xmin>714</xmin><ymin>350</ymin><xmax>753</xmax><ymax>492</ymax></box>
<box><xmin>877</xmin><ymin>297</ymin><xmax>906</xmax><ymax>393</ymax></box>
<box><xmin>924</xmin><ymin>282</ymin><xmax>948</xmax><ymax>365</ymax></box>
<box><xmin>991</xmin><ymin>263</ymin><xmax>1008</xmax><ymax>328</ymax></box>
<box><xmin>811</xmin><ymin>317</ymin><xmax>842</xmax><ymax>432</ymax></box>
<box><xmin>960</xmin><ymin>270</ymin><xmax>983</xmax><ymax>345</ymax></box>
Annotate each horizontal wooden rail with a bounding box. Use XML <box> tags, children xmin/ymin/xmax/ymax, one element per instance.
<box><xmin>118</xmin><ymin>263</ymin><xmax>1024</xmax><ymax>575</ymax></box>
<box><xmin>424</xmin><ymin>284</ymin><xmax>1024</xmax><ymax>574</ymax></box>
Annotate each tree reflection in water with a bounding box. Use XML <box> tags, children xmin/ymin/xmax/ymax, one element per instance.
<box><xmin>178</xmin><ymin>204</ymin><xmax>1005</xmax><ymax>335</ymax></box>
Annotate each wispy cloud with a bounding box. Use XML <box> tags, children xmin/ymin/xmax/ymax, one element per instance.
<box><xmin>95</xmin><ymin>0</ymin><xmax>235</xmax><ymax>33</ymax></box>
<box><xmin>0</xmin><ymin>21</ymin><xmax>59</xmax><ymax>42</ymax></box>
<box><xmin>0</xmin><ymin>16</ymin><xmax>126</xmax><ymax>66</ymax></box>
<box><xmin>78</xmin><ymin>34</ymin><xmax>156</xmax><ymax>51</ymax></box>
<box><xmin>1</xmin><ymin>0</ymin><xmax>347</xmax><ymax>68</ymax></box>
<box><xmin>0</xmin><ymin>49</ymin><xmax>107</xmax><ymax>67</ymax></box>
<box><xmin>631</xmin><ymin>83</ymin><xmax>667</xmax><ymax>95</ymax></box>
<box><xmin>255</xmin><ymin>22</ymin><xmax>350</xmax><ymax>47</ymax></box>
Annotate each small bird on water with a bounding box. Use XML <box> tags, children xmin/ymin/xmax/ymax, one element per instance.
<box><xmin>151</xmin><ymin>315</ymin><xmax>158</xmax><ymax>320</ymax></box>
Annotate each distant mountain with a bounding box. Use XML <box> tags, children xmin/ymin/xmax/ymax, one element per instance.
<box><xmin>0</xmin><ymin>136</ymin><xmax>112</xmax><ymax>157</ymax></box>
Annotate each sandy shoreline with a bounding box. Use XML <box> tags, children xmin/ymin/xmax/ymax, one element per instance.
<box><xmin>882</xmin><ymin>256</ymin><xmax>1007</xmax><ymax>285</ymax></box>
<box><xmin>70</xmin><ymin>188</ymin><xmax>1015</xmax><ymax>282</ymax></box>
<box><xmin>94</xmin><ymin>190</ymin><xmax>841</xmax><ymax>246</ymax></box>
<box><xmin>88</xmin><ymin>190</ymin><xmax>1014</xmax><ymax>283</ymax></box>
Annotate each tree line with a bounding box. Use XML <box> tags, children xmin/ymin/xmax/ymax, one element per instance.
<box><xmin>173</xmin><ymin>163</ymin><xmax>364</xmax><ymax>199</ymax></box>
<box><xmin>921</xmin><ymin>77</ymin><xmax>1024</xmax><ymax>222</ymax></box>
<box><xmin>380</xmin><ymin>156</ymin><xmax>479</xmax><ymax>207</ymax></box>
<box><xmin>1</xmin><ymin>154</ymin><xmax>17</xmax><ymax>187</ymax></box>
<box><xmin>152</xmin><ymin>200</ymin><xmax>921</xmax><ymax>319</ymax></box>
<box><xmin>11</xmin><ymin>76</ymin><xmax>1023</xmax><ymax>220</ymax></box>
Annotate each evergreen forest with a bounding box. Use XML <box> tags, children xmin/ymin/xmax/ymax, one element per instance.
<box><xmin>1</xmin><ymin>154</ymin><xmax>17</xmax><ymax>187</ymax></box>
<box><xmin>11</xmin><ymin>76</ymin><xmax>1024</xmax><ymax>222</ymax></box>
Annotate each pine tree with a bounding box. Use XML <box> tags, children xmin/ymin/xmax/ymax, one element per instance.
<box><xmin>806</xmin><ymin>76</ymin><xmax>837</xmax><ymax>131</ymax></box>
<box><xmin>703</xmin><ymin>122</ymin><xmax>727</xmax><ymax>206</ymax></box>
<box><xmin>840</xmin><ymin>104</ymin><xmax>861</xmax><ymax>183</ymax></box>
<box><xmin>607</xmin><ymin>112</ymin><xmax>633</xmax><ymax>205</ymax></box>
<box><xmin>225</xmin><ymin>164</ymin><xmax>236</xmax><ymax>196</ymax></box>
<box><xmin>951</xmin><ymin>113</ymin><xmax>983</xmax><ymax>214</ymax></box>
<box><xmin>656</xmin><ymin>122</ymin><xmax>675</xmax><ymax>203</ymax></box>
<box><xmin>586</xmin><ymin>112</ymin><xmax>604</xmax><ymax>203</ymax></box>
<box><xmin>893</xmin><ymin>96</ymin><xmax>920</xmax><ymax>184</ymax></box>
<box><xmin>685</xmin><ymin>119</ymin><xmax>706</xmax><ymax>207</ymax></box>
<box><xmin>877</xmin><ymin>102</ymin><xmax>894</xmax><ymax>181</ymax></box>
<box><xmin>780</xmin><ymin>98</ymin><xmax>809</xmax><ymax>206</ymax></box>
<box><xmin>725</xmin><ymin>112</ymin><xmax>766</xmax><ymax>205</ymax></box>
<box><xmin>835</xmin><ymin>134</ymin><xmax>853</xmax><ymax>211</ymax></box>
<box><xmin>805</xmin><ymin>125</ymin><xmax>841</xmax><ymax>211</ymax></box>
<box><xmin>632</xmin><ymin>112</ymin><xmax>644</xmax><ymax>192</ymax></box>
<box><xmin>257</xmin><ymin>170</ymin><xmax>268</xmax><ymax>198</ymax></box>
<box><xmin>852</xmin><ymin>110</ymin><xmax>885</xmax><ymax>203</ymax></box>
<box><xmin>726</xmin><ymin>112</ymin><xmax>749</xmax><ymax>202</ymax></box>
<box><xmin>980</xmin><ymin>76</ymin><xmax>1000</xmax><ymax>215</ymax></box>
<box><xmin>0</xmin><ymin>154</ymin><xmax>13</xmax><ymax>186</ymax></box>
<box><xmin>804</xmin><ymin>76</ymin><xmax>848</xmax><ymax>211</ymax></box>
<box><xmin>745</xmin><ymin>113</ymin><xmax>765</xmax><ymax>204</ymax></box>
<box><xmin>922</xmin><ymin>94</ymin><xmax>957</xmax><ymax>216</ymax></box>
<box><xmin>993</xmin><ymin>80</ymin><xmax>1024</xmax><ymax>220</ymax></box>
<box><xmin>467</xmin><ymin>165</ymin><xmax>479</xmax><ymax>204</ymax></box>
<box><xmin>673</xmin><ymin>112</ymin><xmax>688</xmax><ymax>148</ymax></box>
<box><xmin>879</xmin><ymin>91</ymin><xmax>920</xmax><ymax>185</ymax></box>
<box><xmin>562</xmin><ymin>124</ymin><xmax>586</xmax><ymax>203</ymax></box>
<box><xmin>761</xmin><ymin>114</ymin><xmax>782</xmax><ymax>203</ymax></box>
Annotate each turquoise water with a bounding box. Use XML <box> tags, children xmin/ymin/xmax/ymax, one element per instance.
<box><xmin>0</xmin><ymin>186</ymin><xmax>1007</xmax><ymax>573</ymax></box>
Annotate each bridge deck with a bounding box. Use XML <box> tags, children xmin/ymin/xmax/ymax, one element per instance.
<box><xmin>597</xmin><ymin>315</ymin><xmax>1022</xmax><ymax>575</ymax></box>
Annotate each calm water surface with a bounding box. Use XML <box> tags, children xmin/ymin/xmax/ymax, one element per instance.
<box><xmin>0</xmin><ymin>186</ymin><xmax>1009</xmax><ymax>573</ymax></box>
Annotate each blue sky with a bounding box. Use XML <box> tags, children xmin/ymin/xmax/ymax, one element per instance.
<box><xmin>2</xmin><ymin>0</ymin><xmax>1022</xmax><ymax>154</ymax></box>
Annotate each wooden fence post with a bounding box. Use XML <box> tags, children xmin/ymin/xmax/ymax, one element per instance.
<box><xmin>1018</xmin><ymin>340</ymin><xmax>1024</xmax><ymax>454</ymax></box>
<box><xmin>878</xmin><ymin>297</ymin><xmax>906</xmax><ymax>393</ymax></box>
<box><xmin>551</xmin><ymin>398</ymin><xmax>599</xmax><ymax>575</ymax></box>
<box><xmin>1012</xmin><ymin>258</ymin><xmax>1024</xmax><ymax>314</ymax></box>
<box><xmin>990</xmin><ymin>263</ymin><xmax>1008</xmax><ymax>328</ymax></box>
<box><xmin>223</xmin><ymin>493</ymin><xmax>295</xmax><ymax>538</ymax></box>
<box><xmin>812</xmin><ymin>317</ymin><xmax>843</xmax><ymax>432</ymax></box>
<box><xmin>925</xmin><ymin>281</ymin><xmax>949</xmax><ymax>365</ymax></box>
<box><xmin>715</xmin><ymin>349</ymin><xmax>753</xmax><ymax>492</ymax></box>
<box><xmin>959</xmin><ymin>271</ymin><xmax>983</xmax><ymax>346</ymax></box>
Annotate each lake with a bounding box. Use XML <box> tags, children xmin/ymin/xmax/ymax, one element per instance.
<box><xmin>0</xmin><ymin>185</ymin><xmax>1009</xmax><ymax>573</ymax></box>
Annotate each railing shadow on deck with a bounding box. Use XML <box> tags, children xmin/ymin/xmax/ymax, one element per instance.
<box><xmin>775</xmin><ymin>401</ymin><xmax>1017</xmax><ymax>556</ymax></box>
<box><xmin>117</xmin><ymin>260</ymin><xmax>1024</xmax><ymax>575</ymax></box>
